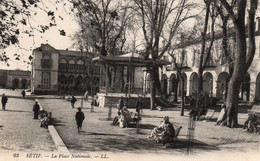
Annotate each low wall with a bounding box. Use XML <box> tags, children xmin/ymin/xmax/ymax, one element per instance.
<box><xmin>97</xmin><ymin>93</ymin><xmax>150</xmax><ymax>109</ymax></box>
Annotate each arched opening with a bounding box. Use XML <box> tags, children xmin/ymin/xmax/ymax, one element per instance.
<box><xmin>59</xmin><ymin>58</ymin><xmax>67</xmax><ymax>70</ymax></box>
<box><xmin>168</xmin><ymin>73</ymin><xmax>178</xmax><ymax>102</ymax></box>
<box><xmin>169</xmin><ymin>74</ymin><xmax>177</xmax><ymax>95</ymax></box>
<box><xmin>178</xmin><ymin>73</ymin><xmax>187</xmax><ymax>97</ymax></box>
<box><xmin>161</xmin><ymin>74</ymin><xmax>168</xmax><ymax>98</ymax></box>
<box><xmin>217</xmin><ymin>72</ymin><xmax>230</xmax><ymax>100</ymax></box>
<box><xmin>12</xmin><ymin>79</ymin><xmax>19</xmax><ymax>89</ymax></box>
<box><xmin>241</xmin><ymin>73</ymin><xmax>250</xmax><ymax>101</ymax></box>
<box><xmin>203</xmin><ymin>72</ymin><xmax>213</xmax><ymax>97</ymax></box>
<box><xmin>76</xmin><ymin>59</ymin><xmax>84</xmax><ymax>71</ymax></box>
<box><xmin>0</xmin><ymin>76</ymin><xmax>6</xmax><ymax>88</ymax></box>
<box><xmin>68</xmin><ymin>75</ymin><xmax>75</xmax><ymax>85</ymax></box>
<box><xmin>68</xmin><ymin>75</ymin><xmax>75</xmax><ymax>94</ymax></box>
<box><xmin>42</xmin><ymin>73</ymin><xmax>50</xmax><ymax>89</ymax></box>
<box><xmin>76</xmin><ymin>75</ymin><xmax>84</xmax><ymax>94</ymax></box>
<box><xmin>68</xmin><ymin>59</ymin><xmax>76</xmax><ymax>72</ymax></box>
<box><xmin>58</xmin><ymin>75</ymin><xmax>67</xmax><ymax>95</ymax></box>
<box><xmin>21</xmin><ymin>79</ymin><xmax>28</xmax><ymax>89</ymax></box>
<box><xmin>189</xmin><ymin>72</ymin><xmax>198</xmax><ymax>96</ymax></box>
<box><xmin>255</xmin><ymin>73</ymin><xmax>260</xmax><ymax>102</ymax></box>
<box><xmin>58</xmin><ymin>75</ymin><xmax>67</xmax><ymax>85</ymax></box>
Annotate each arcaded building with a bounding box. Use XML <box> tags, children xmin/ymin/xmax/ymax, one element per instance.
<box><xmin>160</xmin><ymin>19</ymin><xmax>260</xmax><ymax>103</ymax></box>
<box><xmin>0</xmin><ymin>70</ymin><xmax>30</xmax><ymax>89</ymax></box>
<box><xmin>31</xmin><ymin>44</ymin><xmax>99</xmax><ymax>95</ymax></box>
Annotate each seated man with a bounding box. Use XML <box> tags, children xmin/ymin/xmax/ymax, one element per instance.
<box><xmin>148</xmin><ymin>116</ymin><xmax>175</xmax><ymax>143</ymax></box>
<box><xmin>244</xmin><ymin>113</ymin><xmax>259</xmax><ymax>133</ymax></box>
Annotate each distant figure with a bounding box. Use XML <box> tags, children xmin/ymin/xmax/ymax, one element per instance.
<box><xmin>84</xmin><ymin>90</ymin><xmax>89</xmax><ymax>102</ymax></box>
<box><xmin>33</xmin><ymin>100</ymin><xmax>40</xmax><ymax>119</ymax></box>
<box><xmin>91</xmin><ymin>97</ymin><xmax>98</xmax><ymax>107</ymax></box>
<box><xmin>216</xmin><ymin>104</ymin><xmax>227</xmax><ymax>125</ymax></box>
<box><xmin>118</xmin><ymin>96</ymin><xmax>124</xmax><ymax>111</ymax></box>
<box><xmin>75</xmin><ymin>108</ymin><xmax>85</xmax><ymax>133</ymax></box>
<box><xmin>21</xmin><ymin>90</ymin><xmax>26</xmax><ymax>98</ymax></box>
<box><xmin>71</xmin><ymin>95</ymin><xmax>77</xmax><ymax>108</ymax></box>
<box><xmin>1</xmin><ymin>93</ymin><xmax>8</xmax><ymax>110</ymax></box>
<box><xmin>135</xmin><ymin>97</ymin><xmax>143</xmax><ymax>115</ymax></box>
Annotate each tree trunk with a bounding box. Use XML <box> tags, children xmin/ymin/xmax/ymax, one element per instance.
<box><xmin>197</xmin><ymin>69</ymin><xmax>203</xmax><ymax>100</ymax></box>
<box><xmin>150</xmin><ymin>69</ymin><xmax>156</xmax><ymax>110</ymax></box>
<box><xmin>225</xmin><ymin>80</ymin><xmax>240</xmax><ymax>127</ymax></box>
<box><xmin>180</xmin><ymin>77</ymin><xmax>185</xmax><ymax>116</ymax></box>
<box><xmin>225</xmin><ymin>24</ymin><xmax>247</xmax><ymax>127</ymax></box>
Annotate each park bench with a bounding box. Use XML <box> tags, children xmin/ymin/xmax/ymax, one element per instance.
<box><xmin>155</xmin><ymin>125</ymin><xmax>182</xmax><ymax>148</ymax></box>
<box><xmin>248</xmin><ymin>105</ymin><xmax>260</xmax><ymax>116</ymax></box>
<box><xmin>129</xmin><ymin>112</ymin><xmax>142</xmax><ymax>124</ymax></box>
<box><xmin>199</xmin><ymin>109</ymin><xmax>215</xmax><ymax>121</ymax></box>
<box><xmin>248</xmin><ymin>105</ymin><xmax>260</xmax><ymax>127</ymax></box>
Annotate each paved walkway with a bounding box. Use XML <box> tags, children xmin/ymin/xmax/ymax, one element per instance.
<box><xmin>39</xmin><ymin>98</ymin><xmax>260</xmax><ymax>158</ymax></box>
<box><xmin>0</xmin><ymin>97</ymin><xmax>56</xmax><ymax>154</ymax></box>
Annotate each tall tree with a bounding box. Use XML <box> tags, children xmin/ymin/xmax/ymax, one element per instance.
<box><xmin>70</xmin><ymin>0</ymin><xmax>130</xmax><ymax>56</ymax></box>
<box><xmin>133</xmin><ymin>0</ymin><xmax>196</xmax><ymax>110</ymax></box>
<box><xmin>218</xmin><ymin>0</ymin><xmax>258</xmax><ymax>127</ymax></box>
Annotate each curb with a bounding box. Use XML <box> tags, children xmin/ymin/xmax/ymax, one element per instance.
<box><xmin>48</xmin><ymin>125</ymin><xmax>70</xmax><ymax>154</ymax></box>
<box><xmin>38</xmin><ymin>101</ymin><xmax>70</xmax><ymax>154</ymax></box>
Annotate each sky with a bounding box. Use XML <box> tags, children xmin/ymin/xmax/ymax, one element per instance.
<box><xmin>0</xmin><ymin>0</ymin><xmax>259</xmax><ymax>71</ymax></box>
<box><xmin>0</xmin><ymin>0</ymin><xmax>80</xmax><ymax>71</ymax></box>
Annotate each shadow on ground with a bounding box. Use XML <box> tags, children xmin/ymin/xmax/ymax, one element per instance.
<box><xmin>80</xmin><ymin>131</ymin><xmax>126</xmax><ymax>137</ymax></box>
<box><xmin>4</xmin><ymin>109</ymin><xmax>31</xmax><ymax>113</ymax></box>
<box><xmin>52</xmin><ymin>118</ymin><xmax>66</xmax><ymax>126</ymax></box>
<box><xmin>68</xmin><ymin>136</ymin><xmax>220</xmax><ymax>153</ymax></box>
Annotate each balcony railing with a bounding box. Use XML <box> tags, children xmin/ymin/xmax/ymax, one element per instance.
<box><xmin>41</xmin><ymin>59</ymin><xmax>52</xmax><ymax>68</ymax></box>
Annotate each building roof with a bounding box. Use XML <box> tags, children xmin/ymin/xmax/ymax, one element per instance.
<box><xmin>33</xmin><ymin>43</ymin><xmax>90</xmax><ymax>57</ymax></box>
<box><xmin>93</xmin><ymin>53</ymin><xmax>170</xmax><ymax>67</ymax></box>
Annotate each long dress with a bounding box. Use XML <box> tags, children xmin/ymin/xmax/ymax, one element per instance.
<box><xmin>118</xmin><ymin>106</ymin><xmax>132</xmax><ymax>128</ymax></box>
<box><xmin>33</xmin><ymin>104</ymin><xmax>40</xmax><ymax>119</ymax></box>
<box><xmin>149</xmin><ymin>121</ymin><xmax>175</xmax><ymax>143</ymax></box>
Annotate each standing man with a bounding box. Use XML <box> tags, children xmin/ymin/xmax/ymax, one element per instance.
<box><xmin>71</xmin><ymin>95</ymin><xmax>77</xmax><ymax>108</ymax></box>
<box><xmin>33</xmin><ymin>100</ymin><xmax>40</xmax><ymax>119</ymax></box>
<box><xmin>21</xmin><ymin>89</ymin><xmax>25</xmax><ymax>98</ymax></box>
<box><xmin>75</xmin><ymin>108</ymin><xmax>85</xmax><ymax>133</ymax></box>
<box><xmin>135</xmin><ymin>96</ymin><xmax>143</xmax><ymax>115</ymax></box>
<box><xmin>1</xmin><ymin>93</ymin><xmax>8</xmax><ymax>110</ymax></box>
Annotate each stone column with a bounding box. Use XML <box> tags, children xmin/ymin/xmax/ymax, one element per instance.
<box><xmin>250</xmin><ymin>81</ymin><xmax>256</xmax><ymax>102</ymax></box>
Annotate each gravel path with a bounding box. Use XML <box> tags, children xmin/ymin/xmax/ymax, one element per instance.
<box><xmin>0</xmin><ymin>97</ymin><xmax>56</xmax><ymax>153</ymax></box>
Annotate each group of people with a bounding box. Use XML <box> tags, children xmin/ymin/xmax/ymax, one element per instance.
<box><xmin>39</xmin><ymin>110</ymin><xmax>52</xmax><ymax>128</ymax></box>
<box><xmin>32</xmin><ymin>100</ymin><xmax>53</xmax><ymax>129</ymax></box>
<box><xmin>147</xmin><ymin>116</ymin><xmax>178</xmax><ymax>144</ymax></box>
<box><xmin>112</xmin><ymin>96</ymin><xmax>143</xmax><ymax>128</ymax></box>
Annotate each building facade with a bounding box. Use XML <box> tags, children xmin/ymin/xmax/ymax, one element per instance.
<box><xmin>0</xmin><ymin>69</ymin><xmax>30</xmax><ymax>89</ymax></box>
<box><xmin>31</xmin><ymin>44</ymin><xmax>99</xmax><ymax>95</ymax></box>
<box><xmin>159</xmin><ymin>18</ymin><xmax>260</xmax><ymax>103</ymax></box>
